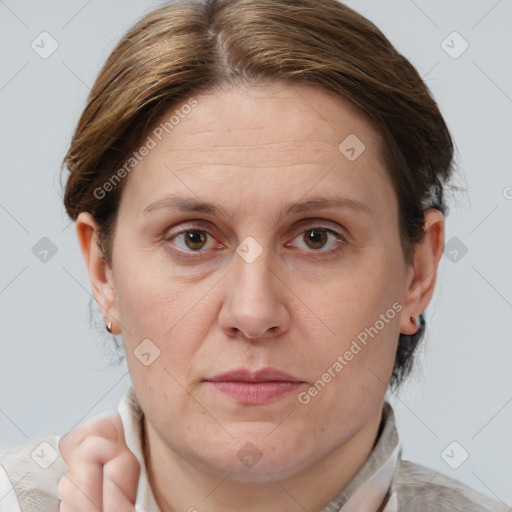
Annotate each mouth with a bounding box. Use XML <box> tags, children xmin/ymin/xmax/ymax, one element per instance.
<box><xmin>205</xmin><ymin>367</ymin><xmax>305</xmax><ymax>405</ymax></box>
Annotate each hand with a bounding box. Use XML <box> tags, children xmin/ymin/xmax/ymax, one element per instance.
<box><xmin>58</xmin><ymin>411</ymin><xmax>141</xmax><ymax>511</ymax></box>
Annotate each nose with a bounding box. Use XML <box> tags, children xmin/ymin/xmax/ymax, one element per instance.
<box><xmin>218</xmin><ymin>245</ymin><xmax>291</xmax><ymax>342</ymax></box>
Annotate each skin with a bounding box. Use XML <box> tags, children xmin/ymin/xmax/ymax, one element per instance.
<box><xmin>75</xmin><ymin>81</ymin><xmax>444</xmax><ymax>512</ymax></box>
<box><xmin>58</xmin><ymin>414</ymin><xmax>140</xmax><ymax>511</ymax></box>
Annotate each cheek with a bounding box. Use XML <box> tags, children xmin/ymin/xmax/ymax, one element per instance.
<box><xmin>312</xmin><ymin>274</ymin><xmax>391</xmax><ymax>342</ymax></box>
<box><xmin>113</xmin><ymin>251</ymin><xmax>195</xmax><ymax>338</ymax></box>
<box><xmin>301</xmin><ymin>255</ymin><xmax>402</xmax><ymax>375</ymax></box>
<box><xmin>112</xmin><ymin>254</ymin><xmax>221</xmax><ymax>376</ymax></box>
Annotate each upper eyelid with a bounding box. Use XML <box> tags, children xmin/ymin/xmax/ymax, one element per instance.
<box><xmin>165</xmin><ymin>217</ymin><xmax>346</xmax><ymax>234</ymax></box>
<box><xmin>165</xmin><ymin>219</ymin><xmax>345</xmax><ymax>236</ymax></box>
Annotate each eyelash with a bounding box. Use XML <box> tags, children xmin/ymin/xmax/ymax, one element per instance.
<box><xmin>163</xmin><ymin>221</ymin><xmax>347</xmax><ymax>261</ymax></box>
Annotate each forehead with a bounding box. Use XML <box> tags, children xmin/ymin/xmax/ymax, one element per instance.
<box><xmin>119</xmin><ymin>82</ymin><xmax>395</xmax><ymax>218</ymax></box>
<box><xmin>160</xmin><ymin>82</ymin><xmax>384</xmax><ymax>153</ymax></box>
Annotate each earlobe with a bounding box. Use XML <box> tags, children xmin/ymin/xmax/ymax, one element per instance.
<box><xmin>400</xmin><ymin>209</ymin><xmax>445</xmax><ymax>335</ymax></box>
<box><xmin>75</xmin><ymin>212</ymin><xmax>119</xmax><ymax>334</ymax></box>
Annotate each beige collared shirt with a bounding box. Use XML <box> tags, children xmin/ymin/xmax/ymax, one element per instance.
<box><xmin>1</xmin><ymin>386</ymin><xmax>509</xmax><ymax>511</ymax></box>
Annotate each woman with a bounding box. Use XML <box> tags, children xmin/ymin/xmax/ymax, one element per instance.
<box><xmin>0</xmin><ymin>0</ymin><xmax>508</xmax><ymax>510</ymax></box>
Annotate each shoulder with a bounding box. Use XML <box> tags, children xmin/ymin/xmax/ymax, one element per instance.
<box><xmin>394</xmin><ymin>458</ymin><xmax>511</xmax><ymax>512</ymax></box>
<box><xmin>0</xmin><ymin>433</ymin><xmax>68</xmax><ymax>511</ymax></box>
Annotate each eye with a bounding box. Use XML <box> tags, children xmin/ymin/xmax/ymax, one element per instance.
<box><xmin>163</xmin><ymin>221</ymin><xmax>347</xmax><ymax>260</ymax></box>
<box><xmin>166</xmin><ymin>228</ymin><xmax>218</xmax><ymax>252</ymax></box>
<box><xmin>288</xmin><ymin>225</ymin><xmax>346</xmax><ymax>254</ymax></box>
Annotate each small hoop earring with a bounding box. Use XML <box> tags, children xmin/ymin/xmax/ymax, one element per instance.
<box><xmin>411</xmin><ymin>315</ymin><xmax>421</xmax><ymax>328</ymax></box>
<box><xmin>106</xmin><ymin>321</ymin><xmax>113</xmax><ymax>333</ymax></box>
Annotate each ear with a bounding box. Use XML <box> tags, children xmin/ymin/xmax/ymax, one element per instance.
<box><xmin>400</xmin><ymin>208</ymin><xmax>445</xmax><ymax>335</ymax></box>
<box><xmin>75</xmin><ymin>212</ymin><xmax>120</xmax><ymax>335</ymax></box>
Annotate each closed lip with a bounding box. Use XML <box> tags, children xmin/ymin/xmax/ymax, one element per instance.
<box><xmin>206</xmin><ymin>367</ymin><xmax>304</xmax><ymax>383</ymax></box>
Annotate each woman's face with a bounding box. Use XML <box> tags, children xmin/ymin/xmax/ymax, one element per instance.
<box><xmin>80</xmin><ymin>82</ymin><xmax>441</xmax><ymax>481</ymax></box>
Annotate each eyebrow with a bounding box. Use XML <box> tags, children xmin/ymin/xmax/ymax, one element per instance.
<box><xmin>142</xmin><ymin>194</ymin><xmax>372</xmax><ymax>217</ymax></box>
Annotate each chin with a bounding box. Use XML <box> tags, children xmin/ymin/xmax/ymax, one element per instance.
<box><xmin>217</xmin><ymin>456</ymin><xmax>308</xmax><ymax>483</ymax></box>
<box><xmin>199</xmin><ymin>440</ymin><xmax>315</xmax><ymax>483</ymax></box>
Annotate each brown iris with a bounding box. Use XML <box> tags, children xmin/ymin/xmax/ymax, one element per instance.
<box><xmin>184</xmin><ymin>230</ymin><xmax>208</xmax><ymax>250</ymax></box>
<box><xmin>304</xmin><ymin>228</ymin><xmax>328</xmax><ymax>250</ymax></box>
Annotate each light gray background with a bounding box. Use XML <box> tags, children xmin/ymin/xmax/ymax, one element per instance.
<box><xmin>1</xmin><ymin>0</ymin><xmax>511</xmax><ymax>506</ymax></box>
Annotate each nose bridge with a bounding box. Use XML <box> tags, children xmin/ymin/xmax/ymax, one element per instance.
<box><xmin>234</xmin><ymin>236</ymin><xmax>276</xmax><ymax>302</ymax></box>
<box><xmin>218</xmin><ymin>235</ymin><xmax>290</xmax><ymax>340</ymax></box>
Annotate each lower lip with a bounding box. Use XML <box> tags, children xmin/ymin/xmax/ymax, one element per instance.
<box><xmin>207</xmin><ymin>381</ymin><xmax>302</xmax><ymax>404</ymax></box>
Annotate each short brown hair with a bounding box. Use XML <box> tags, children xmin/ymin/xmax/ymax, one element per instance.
<box><xmin>62</xmin><ymin>0</ymin><xmax>457</xmax><ymax>390</ymax></box>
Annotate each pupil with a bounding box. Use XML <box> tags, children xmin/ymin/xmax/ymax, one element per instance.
<box><xmin>306</xmin><ymin>229</ymin><xmax>327</xmax><ymax>249</ymax></box>
<box><xmin>186</xmin><ymin>230</ymin><xmax>206</xmax><ymax>250</ymax></box>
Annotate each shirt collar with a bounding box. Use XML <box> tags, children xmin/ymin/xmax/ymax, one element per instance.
<box><xmin>321</xmin><ymin>400</ymin><xmax>400</xmax><ymax>512</ymax></box>
<box><xmin>118</xmin><ymin>386</ymin><xmax>161</xmax><ymax>512</ymax></box>
<box><xmin>118</xmin><ymin>388</ymin><xmax>400</xmax><ymax>512</ymax></box>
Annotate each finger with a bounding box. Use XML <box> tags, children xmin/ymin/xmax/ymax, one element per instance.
<box><xmin>59</xmin><ymin>436</ymin><xmax>127</xmax><ymax>510</ymax></box>
<box><xmin>59</xmin><ymin>442</ymin><xmax>140</xmax><ymax>512</ymax></box>
<box><xmin>103</xmin><ymin>482</ymin><xmax>137</xmax><ymax>512</ymax></box>
<box><xmin>103</xmin><ymin>449</ymin><xmax>141</xmax><ymax>510</ymax></box>
<box><xmin>57</xmin><ymin>413</ymin><xmax>133</xmax><ymax>511</ymax></box>
<box><xmin>59</xmin><ymin>494</ymin><xmax>77</xmax><ymax>512</ymax></box>
<box><xmin>59</xmin><ymin>412</ymin><xmax>122</xmax><ymax>462</ymax></box>
<box><xmin>59</xmin><ymin>469</ymin><xmax>103</xmax><ymax>512</ymax></box>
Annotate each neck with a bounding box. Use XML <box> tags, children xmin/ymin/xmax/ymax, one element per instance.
<box><xmin>142</xmin><ymin>406</ymin><xmax>384</xmax><ymax>512</ymax></box>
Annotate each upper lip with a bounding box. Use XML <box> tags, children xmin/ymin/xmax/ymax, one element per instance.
<box><xmin>206</xmin><ymin>367</ymin><xmax>303</xmax><ymax>383</ymax></box>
